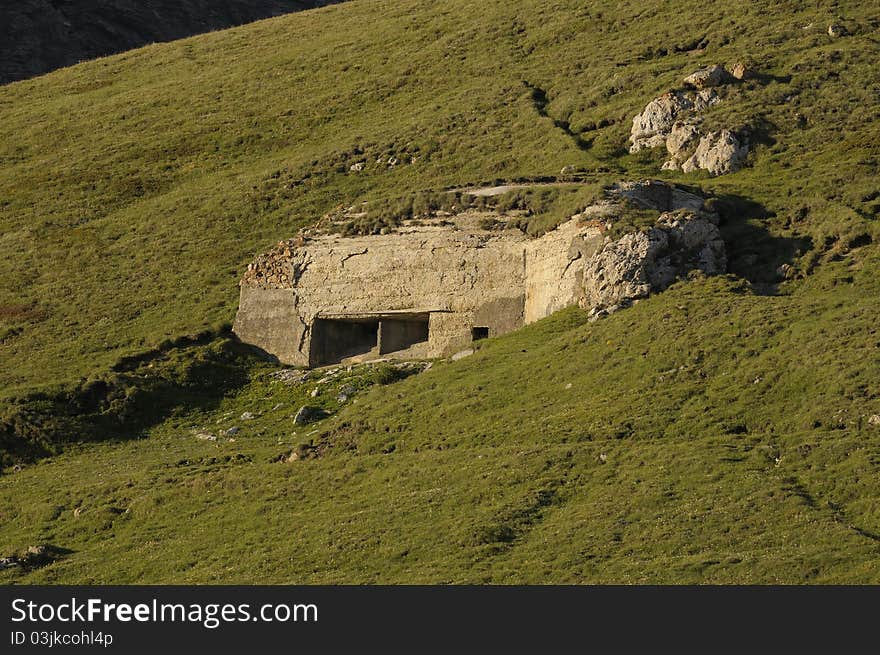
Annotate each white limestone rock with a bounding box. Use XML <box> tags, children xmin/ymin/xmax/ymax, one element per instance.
<box><xmin>681</xmin><ymin>129</ymin><xmax>749</xmax><ymax>176</ymax></box>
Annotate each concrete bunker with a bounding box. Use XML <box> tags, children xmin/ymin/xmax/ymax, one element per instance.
<box><xmin>232</xmin><ymin>214</ymin><xmax>543</xmax><ymax>367</ymax></box>
<box><xmin>233</xmin><ymin>182</ymin><xmax>726</xmax><ymax>368</ymax></box>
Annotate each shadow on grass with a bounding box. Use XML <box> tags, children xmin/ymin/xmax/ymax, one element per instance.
<box><xmin>0</xmin><ymin>338</ymin><xmax>256</xmax><ymax>471</ymax></box>
<box><xmin>712</xmin><ymin>193</ymin><xmax>811</xmax><ymax>294</ymax></box>
<box><xmin>751</xmin><ymin>72</ymin><xmax>793</xmax><ymax>86</ymax></box>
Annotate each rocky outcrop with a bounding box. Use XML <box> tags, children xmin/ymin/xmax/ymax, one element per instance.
<box><xmin>629</xmin><ymin>65</ymin><xmax>750</xmax><ymax>176</ymax></box>
<box><xmin>582</xmin><ymin>182</ymin><xmax>726</xmax><ymax>311</ymax></box>
<box><xmin>629</xmin><ymin>89</ymin><xmax>720</xmax><ymax>153</ymax></box>
<box><xmin>0</xmin><ymin>1</ymin><xmax>343</xmax><ymax>85</ymax></box>
<box><xmin>235</xmin><ymin>181</ymin><xmax>727</xmax><ymax>366</ymax></box>
<box><xmin>663</xmin><ymin>122</ymin><xmax>701</xmax><ymax>166</ymax></box>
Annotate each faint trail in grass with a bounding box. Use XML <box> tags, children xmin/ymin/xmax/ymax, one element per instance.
<box><xmin>523</xmin><ymin>81</ymin><xmax>593</xmax><ymax>152</ymax></box>
<box><xmin>783</xmin><ymin>475</ymin><xmax>880</xmax><ymax>547</ymax></box>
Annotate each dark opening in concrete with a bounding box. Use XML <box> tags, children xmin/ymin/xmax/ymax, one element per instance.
<box><xmin>472</xmin><ymin>326</ymin><xmax>490</xmax><ymax>341</ymax></box>
<box><xmin>310</xmin><ymin>318</ymin><xmax>379</xmax><ymax>366</ymax></box>
<box><xmin>309</xmin><ymin>312</ymin><xmax>433</xmax><ymax>366</ymax></box>
<box><xmin>379</xmin><ymin>317</ymin><xmax>429</xmax><ymax>354</ymax></box>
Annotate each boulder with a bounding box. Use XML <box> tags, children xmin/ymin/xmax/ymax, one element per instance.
<box><xmin>629</xmin><ymin>87</ymin><xmax>720</xmax><ymax>154</ymax></box>
<box><xmin>681</xmin><ymin>129</ymin><xmax>749</xmax><ymax>176</ymax></box>
<box><xmin>629</xmin><ymin>91</ymin><xmax>695</xmax><ymax>152</ymax></box>
<box><xmin>294</xmin><ymin>405</ymin><xmax>324</xmax><ymax>426</ymax></box>
<box><xmin>663</xmin><ymin>121</ymin><xmax>701</xmax><ymax>168</ymax></box>
<box><xmin>581</xmin><ymin>231</ymin><xmax>659</xmax><ymax>308</ymax></box>
<box><xmin>684</xmin><ymin>65</ymin><xmax>730</xmax><ymax>89</ymax></box>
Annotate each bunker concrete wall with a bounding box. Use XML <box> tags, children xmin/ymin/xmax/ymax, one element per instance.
<box><xmin>472</xmin><ymin>295</ymin><xmax>525</xmax><ymax>337</ymax></box>
<box><xmin>233</xmin><ymin>286</ymin><xmax>307</xmax><ymax>366</ymax></box>
<box><xmin>427</xmin><ymin>312</ymin><xmax>475</xmax><ymax>357</ymax></box>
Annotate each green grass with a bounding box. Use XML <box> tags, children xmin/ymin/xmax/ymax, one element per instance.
<box><xmin>1</xmin><ymin>0</ymin><xmax>879</xmax><ymax>582</ymax></box>
<box><xmin>2</xmin><ymin>270</ymin><xmax>879</xmax><ymax>583</ymax></box>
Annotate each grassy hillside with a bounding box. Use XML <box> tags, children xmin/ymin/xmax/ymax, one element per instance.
<box><xmin>1</xmin><ymin>0</ymin><xmax>879</xmax><ymax>582</ymax></box>
<box><xmin>2</xmin><ymin>0</ymin><xmax>876</xmax><ymax>397</ymax></box>
<box><xmin>3</xmin><ymin>273</ymin><xmax>880</xmax><ymax>583</ymax></box>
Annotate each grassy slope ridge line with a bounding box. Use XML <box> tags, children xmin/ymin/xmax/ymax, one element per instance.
<box><xmin>0</xmin><ymin>329</ymin><xmax>250</xmax><ymax>470</ymax></box>
<box><xmin>0</xmin><ymin>0</ymin><xmax>346</xmax><ymax>84</ymax></box>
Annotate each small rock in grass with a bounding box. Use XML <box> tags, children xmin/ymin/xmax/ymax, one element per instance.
<box><xmin>241</xmin><ymin>412</ymin><xmax>255</xmax><ymax>420</ymax></box>
<box><xmin>21</xmin><ymin>545</ymin><xmax>61</xmax><ymax>568</ymax></box>
<box><xmin>868</xmin><ymin>415</ymin><xmax>880</xmax><ymax>427</ymax></box>
<box><xmin>225</xmin><ymin>426</ymin><xmax>241</xmax><ymax>436</ymax></box>
<box><xmin>729</xmin><ymin>61</ymin><xmax>752</xmax><ymax>80</ymax></box>
<box><xmin>827</xmin><ymin>23</ymin><xmax>848</xmax><ymax>38</ymax></box>
<box><xmin>294</xmin><ymin>406</ymin><xmax>323</xmax><ymax>426</ymax></box>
